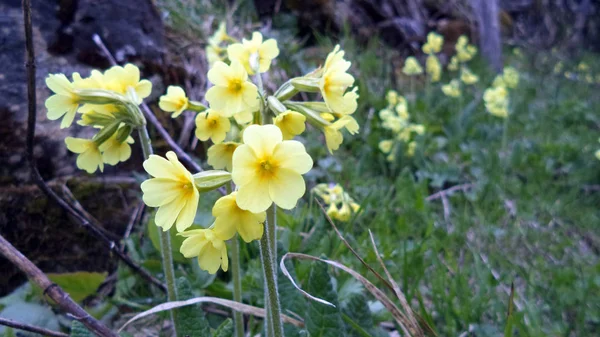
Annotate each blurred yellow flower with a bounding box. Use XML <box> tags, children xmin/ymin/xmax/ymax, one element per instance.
<box><xmin>227</xmin><ymin>32</ymin><xmax>280</xmax><ymax>74</ymax></box>
<box><xmin>502</xmin><ymin>67</ymin><xmax>520</xmax><ymax>89</ymax></box>
<box><xmin>460</xmin><ymin>67</ymin><xmax>479</xmax><ymax>85</ymax></box>
<box><xmin>179</xmin><ymin>228</ymin><xmax>228</xmax><ymax>274</ymax></box>
<box><xmin>195</xmin><ymin>110</ymin><xmax>231</xmax><ymax>144</ymax></box>
<box><xmin>442</xmin><ymin>79</ymin><xmax>462</xmax><ymax>97</ymax></box>
<box><xmin>45</xmin><ymin>74</ymin><xmax>80</xmax><ymax>128</ymax></box>
<box><xmin>402</xmin><ymin>57</ymin><xmax>423</xmax><ymax>76</ymax></box>
<box><xmin>577</xmin><ymin>62</ymin><xmax>589</xmax><ymax>72</ymax></box>
<box><xmin>320</xmin><ymin>45</ymin><xmax>356</xmax><ymax>115</ymax></box>
<box><xmin>65</xmin><ymin>137</ymin><xmax>103</xmax><ymax>173</ymax></box>
<box><xmin>99</xmin><ymin>133</ymin><xmax>134</xmax><ymax>165</ymax></box>
<box><xmin>386</xmin><ymin>90</ymin><xmax>399</xmax><ymax>106</ymax></box>
<box><xmin>232</xmin><ymin>125</ymin><xmax>313</xmax><ymax>212</ymax></box>
<box><xmin>407</xmin><ymin>141</ymin><xmax>417</xmax><ymax>157</ymax></box>
<box><xmin>324</xmin><ymin>116</ymin><xmax>359</xmax><ymax>153</ymax></box>
<box><xmin>274</xmin><ymin>110</ymin><xmax>306</xmax><ymax>140</ymax></box>
<box><xmin>159</xmin><ymin>86</ymin><xmax>189</xmax><ymax>118</ymax></box>
<box><xmin>141</xmin><ymin>151</ymin><xmax>199</xmax><ymax>232</ymax></box>
<box><xmin>484</xmin><ymin>86</ymin><xmax>509</xmax><ymax>118</ymax></box>
<box><xmin>422</xmin><ymin>32</ymin><xmax>444</xmax><ymax>54</ymax></box>
<box><xmin>426</xmin><ymin>55</ymin><xmax>442</xmax><ymax>82</ymax></box>
<box><xmin>206</xmin><ymin>61</ymin><xmax>258</xmax><ymax>116</ymax></box>
<box><xmin>336</xmin><ymin>203</ymin><xmax>352</xmax><ymax>221</ymax></box>
<box><xmin>456</xmin><ymin>36</ymin><xmax>477</xmax><ymax>62</ymax></box>
<box><xmin>448</xmin><ymin>56</ymin><xmax>459</xmax><ymax>71</ymax></box>
<box><xmin>212</xmin><ymin>192</ymin><xmax>265</xmax><ymax>242</ymax></box>
<box><xmin>379</xmin><ymin>139</ymin><xmax>393</xmax><ymax>153</ymax></box>
<box><xmin>207</xmin><ymin>142</ymin><xmax>240</xmax><ymax>172</ymax></box>
<box><xmin>326</xmin><ymin>202</ymin><xmax>339</xmax><ymax>219</ymax></box>
<box><xmin>103</xmin><ymin>64</ymin><xmax>152</xmax><ymax>103</ymax></box>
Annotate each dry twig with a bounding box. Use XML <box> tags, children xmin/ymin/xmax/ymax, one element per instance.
<box><xmin>0</xmin><ymin>317</ymin><xmax>68</xmax><ymax>337</ymax></box>
<box><xmin>0</xmin><ymin>233</ymin><xmax>118</xmax><ymax>337</ymax></box>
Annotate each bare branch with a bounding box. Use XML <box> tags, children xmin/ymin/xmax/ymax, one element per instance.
<box><xmin>0</xmin><ymin>317</ymin><xmax>68</xmax><ymax>337</ymax></box>
<box><xmin>0</xmin><ymin>233</ymin><xmax>118</xmax><ymax>337</ymax></box>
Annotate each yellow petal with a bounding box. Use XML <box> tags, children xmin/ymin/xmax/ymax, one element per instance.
<box><xmin>46</xmin><ymin>74</ymin><xmax>73</xmax><ymax>96</ymax></box>
<box><xmin>198</xmin><ymin>243</ymin><xmax>223</xmax><ymax>274</ymax></box>
<box><xmin>207</xmin><ymin>61</ymin><xmax>231</xmax><ymax>86</ymax></box>
<box><xmin>236</xmin><ymin>178</ymin><xmax>272</xmax><ymax>213</ymax></box>
<box><xmin>268</xmin><ymin>168</ymin><xmax>305</xmax><ymax>210</ymax></box>
<box><xmin>180</xmin><ymin>232</ymin><xmax>207</xmax><ymax>257</ymax></box>
<box><xmin>175</xmin><ymin>188</ymin><xmax>199</xmax><ymax>232</ymax></box>
<box><xmin>231</xmin><ymin>144</ymin><xmax>258</xmax><ymax>186</ymax></box>
<box><xmin>273</xmin><ymin>141</ymin><xmax>313</xmax><ymax>174</ymax></box>
<box><xmin>141</xmin><ymin>179</ymin><xmax>183</xmax><ymax>207</ymax></box>
<box><xmin>155</xmin><ymin>196</ymin><xmax>186</xmax><ymax>231</ymax></box>
<box><xmin>242</xmin><ymin>124</ymin><xmax>281</xmax><ymax>157</ymax></box>
<box><xmin>143</xmin><ymin>154</ymin><xmax>180</xmax><ymax>180</ymax></box>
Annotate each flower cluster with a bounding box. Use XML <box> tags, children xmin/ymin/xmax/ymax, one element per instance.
<box><xmin>378</xmin><ymin>91</ymin><xmax>425</xmax><ymax>160</ymax></box>
<box><xmin>205</xmin><ymin>22</ymin><xmax>235</xmax><ymax>67</ymax></box>
<box><xmin>484</xmin><ymin>66</ymin><xmax>520</xmax><ymax>118</ymax></box>
<box><xmin>44</xmin><ymin>64</ymin><xmax>152</xmax><ymax>173</ymax></box>
<box><xmin>144</xmin><ymin>30</ymin><xmax>359</xmax><ymax>273</ymax></box>
<box><xmin>312</xmin><ymin>183</ymin><xmax>360</xmax><ymax>222</ymax></box>
<box><xmin>423</xmin><ymin>32</ymin><xmax>443</xmax><ymax>82</ymax></box>
<box><xmin>442</xmin><ymin>36</ymin><xmax>479</xmax><ymax>98</ymax></box>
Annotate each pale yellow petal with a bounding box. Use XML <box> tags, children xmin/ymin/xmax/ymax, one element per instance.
<box><xmin>180</xmin><ymin>233</ymin><xmax>207</xmax><ymax>257</ymax></box>
<box><xmin>175</xmin><ymin>188</ymin><xmax>199</xmax><ymax>232</ymax></box>
<box><xmin>155</xmin><ymin>196</ymin><xmax>186</xmax><ymax>231</ymax></box>
<box><xmin>207</xmin><ymin>61</ymin><xmax>231</xmax><ymax>87</ymax></box>
<box><xmin>236</xmin><ymin>178</ymin><xmax>272</xmax><ymax>213</ymax></box>
<box><xmin>242</xmin><ymin>124</ymin><xmax>281</xmax><ymax>157</ymax></box>
<box><xmin>141</xmin><ymin>179</ymin><xmax>183</xmax><ymax>207</ymax></box>
<box><xmin>236</xmin><ymin>217</ymin><xmax>264</xmax><ymax>243</ymax></box>
<box><xmin>143</xmin><ymin>155</ymin><xmax>180</xmax><ymax>180</ymax></box>
<box><xmin>231</xmin><ymin>144</ymin><xmax>258</xmax><ymax>186</ymax></box>
<box><xmin>46</xmin><ymin>74</ymin><xmax>72</xmax><ymax>96</ymax></box>
<box><xmin>273</xmin><ymin>141</ymin><xmax>313</xmax><ymax>174</ymax></box>
<box><xmin>64</xmin><ymin>137</ymin><xmax>90</xmax><ymax>154</ymax></box>
<box><xmin>136</xmin><ymin>79</ymin><xmax>152</xmax><ymax>99</ymax></box>
<box><xmin>268</xmin><ymin>168</ymin><xmax>306</xmax><ymax>210</ymax></box>
<box><xmin>198</xmin><ymin>244</ymin><xmax>222</xmax><ymax>274</ymax></box>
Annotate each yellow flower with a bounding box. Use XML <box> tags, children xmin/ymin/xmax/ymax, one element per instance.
<box><xmin>231</xmin><ymin>125</ymin><xmax>313</xmax><ymax>213</ymax></box>
<box><xmin>553</xmin><ymin>62</ymin><xmax>564</xmax><ymax>74</ymax></box>
<box><xmin>442</xmin><ymin>79</ymin><xmax>462</xmax><ymax>97</ymax></box>
<box><xmin>326</xmin><ymin>203</ymin><xmax>339</xmax><ymax>219</ymax></box>
<box><xmin>195</xmin><ymin>110</ymin><xmax>231</xmax><ymax>144</ymax></box>
<box><xmin>274</xmin><ymin>110</ymin><xmax>306</xmax><ymax>140</ymax></box>
<box><xmin>159</xmin><ymin>86</ymin><xmax>189</xmax><ymax>118</ymax></box>
<box><xmin>426</xmin><ymin>55</ymin><xmax>441</xmax><ymax>82</ymax></box>
<box><xmin>227</xmin><ymin>32</ymin><xmax>280</xmax><ymax>74</ymax></box>
<box><xmin>205</xmin><ymin>61</ymin><xmax>258</xmax><ymax>116</ymax></box>
<box><xmin>141</xmin><ymin>151</ymin><xmax>199</xmax><ymax>232</ymax></box>
<box><xmin>65</xmin><ymin>137</ymin><xmax>104</xmax><ymax>173</ymax></box>
<box><xmin>207</xmin><ymin>142</ymin><xmax>240</xmax><ymax>172</ymax></box>
<box><xmin>45</xmin><ymin>74</ymin><xmax>80</xmax><ymax>128</ymax></box>
<box><xmin>460</xmin><ymin>67</ymin><xmax>479</xmax><ymax>85</ymax></box>
<box><xmin>103</xmin><ymin>64</ymin><xmax>152</xmax><ymax>103</ymax></box>
<box><xmin>336</xmin><ymin>203</ymin><xmax>352</xmax><ymax>221</ymax></box>
<box><xmin>379</xmin><ymin>139</ymin><xmax>393</xmax><ymax>153</ymax></box>
<box><xmin>577</xmin><ymin>62</ymin><xmax>589</xmax><ymax>72</ymax></box>
<box><xmin>319</xmin><ymin>45</ymin><xmax>356</xmax><ymax>115</ymax></box>
<box><xmin>422</xmin><ymin>32</ymin><xmax>444</xmax><ymax>54</ymax></box>
<box><xmin>448</xmin><ymin>56</ymin><xmax>459</xmax><ymax>71</ymax></box>
<box><xmin>386</xmin><ymin>90</ymin><xmax>399</xmax><ymax>106</ymax></box>
<box><xmin>492</xmin><ymin>75</ymin><xmax>505</xmax><ymax>88</ymax></box>
<box><xmin>483</xmin><ymin>86</ymin><xmax>509</xmax><ymax>118</ymax></box>
<box><xmin>212</xmin><ymin>192</ymin><xmax>266</xmax><ymax>242</ymax></box>
<box><xmin>402</xmin><ymin>57</ymin><xmax>423</xmax><ymax>76</ymax></box>
<box><xmin>179</xmin><ymin>229</ymin><xmax>228</xmax><ymax>274</ymax></box>
<box><xmin>324</xmin><ymin>116</ymin><xmax>359</xmax><ymax>153</ymax></box>
<box><xmin>595</xmin><ymin>149</ymin><xmax>600</xmax><ymax>160</ymax></box>
<box><xmin>208</xmin><ymin>22</ymin><xmax>229</xmax><ymax>46</ymax></box>
<box><xmin>406</xmin><ymin>141</ymin><xmax>417</xmax><ymax>157</ymax></box>
<box><xmin>502</xmin><ymin>67</ymin><xmax>519</xmax><ymax>89</ymax></box>
<box><xmin>99</xmin><ymin>133</ymin><xmax>134</xmax><ymax>165</ymax></box>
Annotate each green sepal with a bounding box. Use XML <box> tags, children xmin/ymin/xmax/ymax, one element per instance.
<box><xmin>193</xmin><ymin>170</ymin><xmax>232</xmax><ymax>192</ymax></box>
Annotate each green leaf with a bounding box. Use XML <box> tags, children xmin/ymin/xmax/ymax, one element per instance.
<box><xmin>46</xmin><ymin>271</ymin><xmax>108</xmax><ymax>302</ymax></box>
<box><xmin>342</xmin><ymin>294</ymin><xmax>386</xmax><ymax>337</ymax></box>
<box><xmin>70</xmin><ymin>320</ymin><xmax>94</xmax><ymax>337</ymax></box>
<box><xmin>212</xmin><ymin>319</ymin><xmax>233</xmax><ymax>337</ymax></box>
<box><xmin>175</xmin><ymin>277</ymin><xmax>211</xmax><ymax>337</ymax></box>
<box><xmin>305</xmin><ymin>261</ymin><xmax>347</xmax><ymax>337</ymax></box>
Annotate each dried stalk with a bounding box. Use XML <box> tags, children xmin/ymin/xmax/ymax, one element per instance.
<box><xmin>0</xmin><ymin>317</ymin><xmax>68</xmax><ymax>337</ymax></box>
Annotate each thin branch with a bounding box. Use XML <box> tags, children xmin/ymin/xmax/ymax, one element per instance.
<box><xmin>0</xmin><ymin>233</ymin><xmax>118</xmax><ymax>337</ymax></box>
<box><xmin>22</xmin><ymin>3</ymin><xmax>166</xmax><ymax>293</ymax></box>
<box><xmin>0</xmin><ymin>317</ymin><xmax>68</xmax><ymax>337</ymax></box>
<box><xmin>425</xmin><ymin>183</ymin><xmax>473</xmax><ymax>201</ymax></box>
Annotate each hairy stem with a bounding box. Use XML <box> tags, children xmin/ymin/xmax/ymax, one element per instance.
<box><xmin>137</xmin><ymin>126</ymin><xmax>179</xmax><ymax>336</ymax></box>
<box><xmin>228</xmin><ymin>183</ymin><xmax>245</xmax><ymax>337</ymax></box>
<box><xmin>259</xmin><ymin>207</ymin><xmax>284</xmax><ymax>337</ymax></box>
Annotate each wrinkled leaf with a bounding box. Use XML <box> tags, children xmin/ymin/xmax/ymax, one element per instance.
<box><xmin>212</xmin><ymin>319</ymin><xmax>233</xmax><ymax>337</ymax></box>
<box><xmin>46</xmin><ymin>271</ymin><xmax>107</xmax><ymax>302</ymax></box>
<box><xmin>305</xmin><ymin>260</ymin><xmax>347</xmax><ymax>337</ymax></box>
<box><xmin>70</xmin><ymin>320</ymin><xmax>94</xmax><ymax>337</ymax></box>
<box><xmin>175</xmin><ymin>277</ymin><xmax>210</xmax><ymax>337</ymax></box>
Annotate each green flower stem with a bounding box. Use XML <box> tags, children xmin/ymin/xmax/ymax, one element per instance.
<box><xmin>137</xmin><ymin>125</ymin><xmax>179</xmax><ymax>336</ymax></box>
<box><xmin>267</xmin><ymin>204</ymin><xmax>277</xmax><ymax>274</ymax></box>
<box><xmin>501</xmin><ymin>112</ymin><xmax>511</xmax><ymax>178</ymax></box>
<box><xmin>259</xmin><ymin>210</ymin><xmax>284</xmax><ymax>337</ymax></box>
<box><xmin>228</xmin><ymin>183</ymin><xmax>245</xmax><ymax>337</ymax></box>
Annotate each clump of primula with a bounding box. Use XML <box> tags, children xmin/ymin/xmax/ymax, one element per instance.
<box><xmin>422</xmin><ymin>32</ymin><xmax>444</xmax><ymax>83</ymax></box>
<box><xmin>206</xmin><ymin>22</ymin><xmax>235</xmax><ymax>67</ymax></box>
<box><xmin>313</xmin><ymin>183</ymin><xmax>361</xmax><ymax>222</ymax></box>
<box><xmin>402</xmin><ymin>56</ymin><xmax>423</xmax><ymax>76</ymax></box>
<box><xmin>378</xmin><ymin>90</ymin><xmax>425</xmax><ymax>160</ymax></box>
<box><xmin>484</xmin><ymin>66</ymin><xmax>521</xmax><ymax>118</ymax></box>
<box><xmin>147</xmin><ymin>32</ymin><xmax>360</xmax><ymax>274</ymax></box>
<box><xmin>442</xmin><ymin>35</ymin><xmax>479</xmax><ymax>98</ymax></box>
<box><xmin>44</xmin><ymin>63</ymin><xmax>154</xmax><ymax>173</ymax></box>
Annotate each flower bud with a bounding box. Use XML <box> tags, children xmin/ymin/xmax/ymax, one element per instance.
<box><xmin>274</xmin><ymin>80</ymin><xmax>298</xmax><ymax>101</ymax></box>
<box><xmin>92</xmin><ymin>121</ymin><xmax>120</xmax><ymax>146</ymax></box>
<box><xmin>290</xmin><ymin>77</ymin><xmax>321</xmax><ymax>93</ymax></box>
<box><xmin>116</xmin><ymin>125</ymin><xmax>133</xmax><ymax>143</ymax></box>
<box><xmin>267</xmin><ymin>96</ymin><xmax>287</xmax><ymax>115</ymax></box>
<box><xmin>188</xmin><ymin>100</ymin><xmax>208</xmax><ymax>112</ymax></box>
<box><xmin>193</xmin><ymin>170</ymin><xmax>232</xmax><ymax>192</ymax></box>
